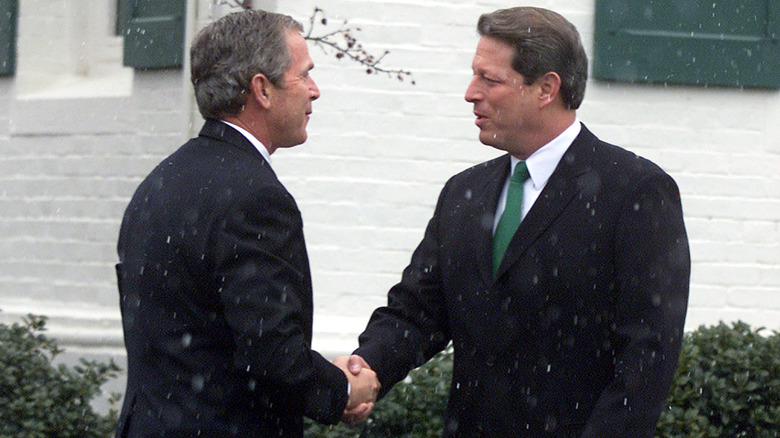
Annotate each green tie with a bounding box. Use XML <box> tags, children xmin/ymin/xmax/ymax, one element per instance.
<box><xmin>493</xmin><ymin>161</ymin><xmax>530</xmax><ymax>275</ymax></box>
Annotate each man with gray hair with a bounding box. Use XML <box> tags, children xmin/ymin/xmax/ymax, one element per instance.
<box><xmin>346</xmin><ymin>6</ymin><xmax>689</xmax><ymax>437</ymax></box>
<box><xmin>116</xmin><ymin>9</ymin><xmax>378</xmax><ymax>437</ymax></box>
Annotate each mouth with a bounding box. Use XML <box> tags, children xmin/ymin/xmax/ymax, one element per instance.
<box><xmin>474</xmin><ymin>112</ymin><xmax>487</xmax><ymax>127</ymax></box>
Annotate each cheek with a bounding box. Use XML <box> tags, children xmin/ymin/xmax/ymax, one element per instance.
<box><xmin>486</xmin><ymin>92</ymin><xmax>511</xmax><ymax>118</ymax></box>
<box><xmin>497</xmin><ymin>98</ymin><xmax>526</xmax><ymax>124</ymax></box>
<box><xmin>492</xmin><ymin>104</ymin><xmax>513</xmax><ymax>126</ymax></box>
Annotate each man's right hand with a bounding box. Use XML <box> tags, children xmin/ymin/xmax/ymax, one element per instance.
<box><xmin>333</xmin><ymin>355</ymin><xmax>379</xmax><ymax>425</ymax></box>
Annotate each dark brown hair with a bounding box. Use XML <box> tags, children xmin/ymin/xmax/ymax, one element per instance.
<box><xmin>477</xmin><ymin>7</ymin><xmax>588</xmax><ymax>109</ymax></box>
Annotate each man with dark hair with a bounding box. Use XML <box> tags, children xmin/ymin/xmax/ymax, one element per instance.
<box><xmin>345</xmin><ymin>7</ymin><xmax>689</xmax><ymax>437</ymax></box>
<box><xmin>116</xmin><ymin>9</ymin><xmax>378</xmax><ymax>438</ymax></box>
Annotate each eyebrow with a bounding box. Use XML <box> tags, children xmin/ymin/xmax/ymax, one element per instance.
<box><xmin>473</xmin><ymin>66</ymin><xmax>497</xmax><ymax>78</ymax></box>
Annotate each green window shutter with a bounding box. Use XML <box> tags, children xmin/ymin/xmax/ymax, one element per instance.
<box><xmin>0</xmin><ymin>0</ymin><xmax>17</xmax><ymax>76</ymax></box>
<box><xmin>594</xmin><ymin>0</ymin><xmax>780</xmax><ymax>89</ymax></box>
<box><xmin>121</xmin><ymin>0</ymin><xmax>186</xmax><ymax>69</ymax></box>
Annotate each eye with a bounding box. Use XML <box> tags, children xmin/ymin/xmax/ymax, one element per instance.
<box><xmin>480</xmin><ymin>75</ymin><xmax>500</xmax><ymax>85</ymax></box>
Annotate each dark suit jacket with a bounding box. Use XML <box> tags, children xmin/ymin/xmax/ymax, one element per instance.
<box><xmin>115</xmin><ymin>120</ymin><xmax>348</xmax><ymax>438</ymax></box>
<box><xmin>355</xmin><ymin>124</ymin><xmax>690</xmax><ymax>437</ymax></box>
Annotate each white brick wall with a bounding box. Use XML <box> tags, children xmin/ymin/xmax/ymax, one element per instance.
<box><xmin>0</xmin><ymin>0</ymin><xmax>778</xmax><ymax>369</ymax></box>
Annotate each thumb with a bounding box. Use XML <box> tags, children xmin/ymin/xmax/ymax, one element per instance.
<box><xmin>348</xmin><ymin>354</ymin><xmax>368</xmax><ymax>374</ymax></box>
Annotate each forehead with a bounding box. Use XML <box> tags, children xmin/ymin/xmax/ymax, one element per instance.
<box><xmin>284</xmin><ymin>31</ymin><xmax>312</xmax><ymax>69</ymax></box>
<box><xmin>472</xmin><ymin>36</ymin><xmax>515</xmax><ymax>71</ymax></box>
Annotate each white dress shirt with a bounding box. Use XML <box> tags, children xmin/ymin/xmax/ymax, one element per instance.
<box><xmin>493</xmin><ymin>120</ymin><xmax>582</xmax><ymax>234</ymax></box>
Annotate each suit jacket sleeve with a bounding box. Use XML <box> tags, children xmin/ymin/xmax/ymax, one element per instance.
<box><xmin>354</xmin><ymin>183</ymin><xmax>452</xmax><ymax>396</ymax></box>
<box><xmin>213</xmin><ymin>182</ymin><xmax>348</xmax><ymax>425</ymax></box>
<box><xmin>581</xmin><ymin>170</ymin><xmax>690</xmax><ymax>437</ymax></box>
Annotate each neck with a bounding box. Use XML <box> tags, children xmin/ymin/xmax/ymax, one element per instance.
<box><xmin>509</xmin><ymin>111</ymin><xmax>576</xmax><ymax>160</ymax></box>
<box><xmin>222</xmin><ymin>113</ymin><xmax>275</xmax><ymax>155</ymax></box>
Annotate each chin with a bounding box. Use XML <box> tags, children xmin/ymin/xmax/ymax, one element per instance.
<box><xmin>479</xmin><ymin>135</ymin><xmax>509</xmax><ymax>152</ymax></box>
<box><xmin>478</xmin><ymin>132</ymin><xmax>498</xmax><ymax>147</ymax></box>
<box><xmin>291</xmin><ymin>131</ymin><xmax>308</xmax><ymax>146</ymax></box>
<box><xmin>278</xmin><ymin>136</ymin><xmax>307</xmax><ymax>149</ymax></box>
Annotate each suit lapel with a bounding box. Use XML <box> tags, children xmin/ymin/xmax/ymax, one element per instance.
<box><xmin>494</xmin><ymin>125</ymin><xmax>598</xmax><ymax>279</ymax></box>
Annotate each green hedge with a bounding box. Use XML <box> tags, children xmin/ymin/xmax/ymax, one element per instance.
<box><xmin>306</xmin><ymin>322</ymin><xmax>780</xmax><ymax>437</ymax></box>
<box><xmin>2</xmin><ymin>317</ymin><xmax>777</xmax><ymax>437</ymax></box>
<box><xmin>656</xmin><ymin>321</ymin><xmax>780</xmax><ymax>437</ymax></box>
<box><xmin>0</xmin><ymin>315</ymin><xmax>120</xmax><ymax>438</ymax></box>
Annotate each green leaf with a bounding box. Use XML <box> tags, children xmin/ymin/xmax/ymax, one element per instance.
<box><xmin>0</xmin><ymin>315</ymin><xmax>121</xmax><ymax>438</ymax></box>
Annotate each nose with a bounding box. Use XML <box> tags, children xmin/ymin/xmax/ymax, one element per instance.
<box><xmin>308</xmin><ymin>76</ymin><xmax>320</xmax><ymax>101</ymax></box>
<box><xmin>464</xmin><ymin>76</ymin><xmax>481</xmax><ymax>103</ymax></box>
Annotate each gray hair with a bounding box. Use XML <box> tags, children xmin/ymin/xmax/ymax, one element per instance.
<box><xmin>190</xmin><ymin>9</ymin><xmax>304</xmax><ymax>120</ymax></box>
<box><xmin>477</xmin><ymin>7</ymin><xmax>588</xmax><ymax>110</ymax></box>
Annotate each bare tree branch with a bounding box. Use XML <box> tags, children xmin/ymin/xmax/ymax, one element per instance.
<box><xmin>305</xmin><ymin>7</ymin><xmax>415</xmax><ymax>84</ymax></box>
<box><xmin>213</xmin><ymin>2</ymin><xmax>415</xmax><ymax>84</ymax></box>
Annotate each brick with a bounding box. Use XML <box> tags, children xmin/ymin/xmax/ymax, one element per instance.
<box><xmin>687</xmin><ymin>285</ymin><xmax>728</xmax><ymax>307</ymax></box>
<box><xmin>762</xmin><ymin>266</ymin><xmax>780</xmax><ymax>288</ymax></box>
<box><xmin>17</xmin><ymin>97</ymin><xmax>134</xmax><ymax>132</ymax></box>
<box><xmin>693</xmin><ymin>263</ymin><xmax>763</xmax><ymax>287</ymax></box>
<box><xmin>743</xmin><ymin>221</ymin><xmax>777</xmax><ymax>244</ymax></box>
<box><xmin>683</xmin><ymin>308</ymin><xmax>725</xmax><ymax>331</ymax></box>
<box><xmin>728</xmin><ymin>287</ymin><xmax>780</xmax><ymax>310</ymax></box>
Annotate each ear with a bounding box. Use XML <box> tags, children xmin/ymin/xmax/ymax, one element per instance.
<box><xmin>537</xmin><ymin>72</ymin><xmax>562</xmax><ymax>109</ymax></box>
<box><xmin>249</xmin><ymin>73</ymin><xmax>274</xmax><ymax>110</ymax></box>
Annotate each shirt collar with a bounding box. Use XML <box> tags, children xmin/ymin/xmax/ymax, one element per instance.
<box><xmin>220</xmin><ymin>120</ymin><xmax>273</xmax><ymax>167</ymax></box>
<box><xmin>510</xmin><ymin>119</ymin><xmax>581</xmax><ymax>190</ymax></box>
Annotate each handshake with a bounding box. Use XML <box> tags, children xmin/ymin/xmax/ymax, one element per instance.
<box><xmin>333</xmin><ymin>354</ymin><xmax>379</xmax><ymax>425</ymax></box>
